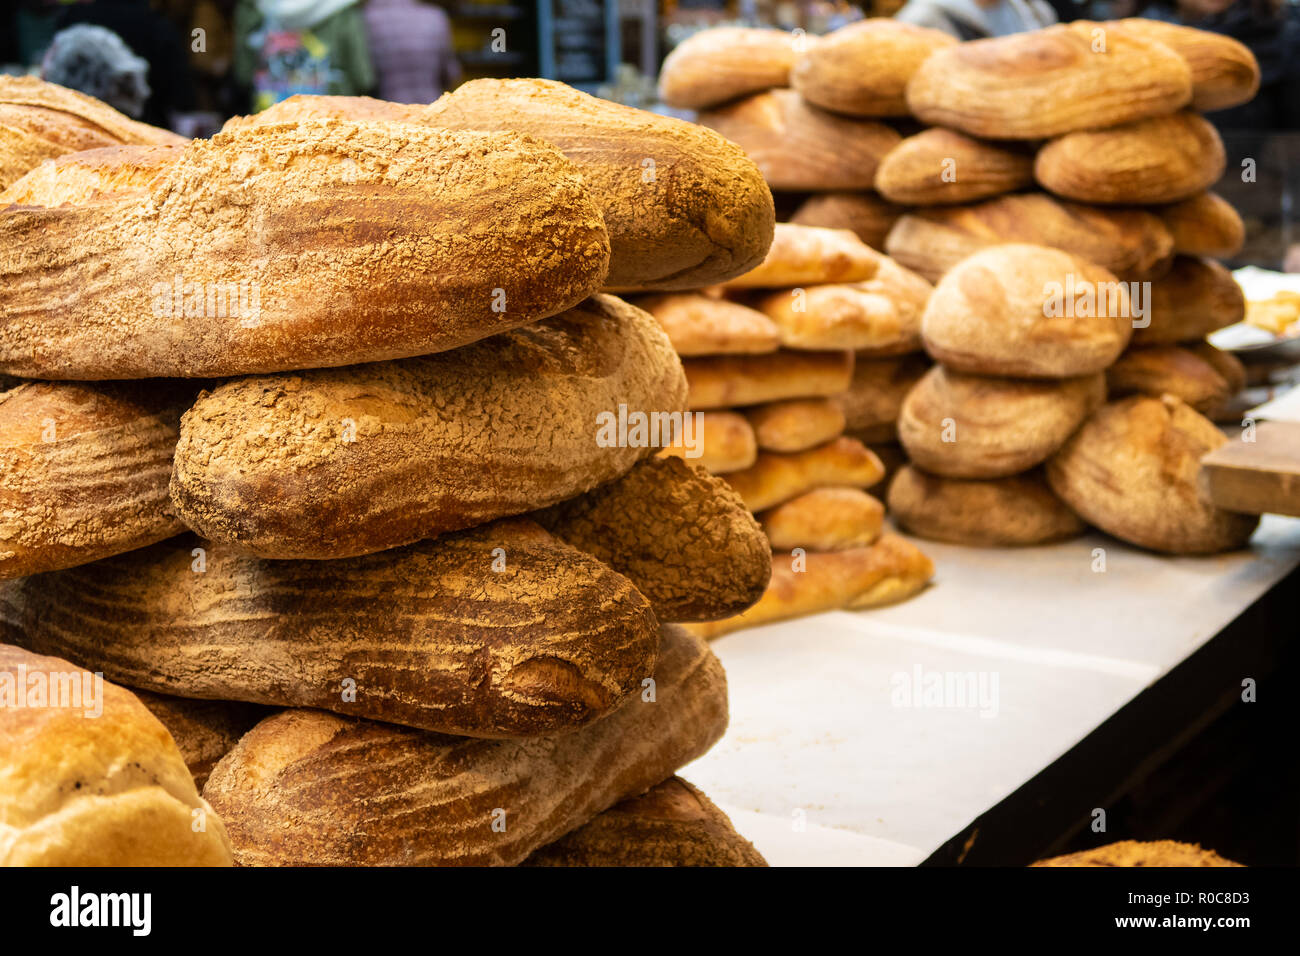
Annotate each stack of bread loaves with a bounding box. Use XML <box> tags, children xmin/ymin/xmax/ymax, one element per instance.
<box><xmin>0</xmin><ymin>77</ymin><xmax>776</xmax><ymax>866</ymax></box>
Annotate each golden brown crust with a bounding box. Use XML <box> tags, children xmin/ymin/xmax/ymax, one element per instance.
<box><xmin>221</xmin><ymin>93</ymin><xmax>423</xmax><ymax>127</ymax></box>
<box><xmin>875</xmin><ymin>128</ymin><xmax>1034</xmax><ymax>205</ymax></box>
<box><xmin>699</xmin><ymin>90</ymin><xmax>900</xmax><ymax>192</ymax></box>
<box><xmin>171</xmin><ymin>296</ymin><xmax>685</xmax><ymax>559</ymax></box>
<box><xmin>756</xmin><ymin>282</ymin><xmax>917</xmax><ymax>353</ymax></box>
<box><xmin>833</xmin><ymin>353</ymin><xmax>932</xmax><ymax>440</ymax></box>
<box><xmin>1106</xmin><ymin>345</ymin><xmax>1233</xmax><ymax>415</ymax></box>
<box><xmin>0</xmin><ymin>380</ymin><xmax>191</xmax><ymax>578</ymax></box>
<box><xmin>744</xmin><ymin>397</ymin><xmax>847</xmax><ymax>453</ymax></box>
<box><xmin>0</xmin><ymin>643</ymin><xmax>232</xmax><ymax>866</ymax></box>
<box><xmin>791</xmin><ymin>18</ymin><xmax>957</xmax><ymax>117</ymax></box>
<box><xmin>684</xmin><ymin>349</ymin><xmax>854</xmax><ymax>410</ymax></box>
<box><xmin>132</xmin><ymin>690</ymin><xmax>270</xmax><ymax>790</ymax></box>
<box><xmin>523</xmin><ymin>776</ymin><xmax>767</xmax><ymax>867</ymax></box>
<box><xmin>758</xmin><ymin>487</ymin><xmax>884</xmax><ymax>551</ymax></box>
<box><xmin>0</xmin><ymin>143</ymin><xmax>181</xmax><ymax>206</ymax></box>
<box><xmin>684</xmin><ymin>534</ymin><xmax>934</xmax><ymax>638</ymax></box>
<box><xmin>1035</xmin><ymin>112</ymin><xmax>1225</xmax><ymax>205</ymax></box>
<box><xmin>1154</xmin><ymin>192</ymin><xmax>1246</xmax><ymax>259</ymax></box>
<box><xmin>0</xmin><ymin>120</ymin><xmax>611</xmax><ymax>379</ymax></box>
<box><xmin>534</xmin><ymin>457</ymin><xmax>771</xmax><ymax>624</ymax></box>
<box><xmin>1130</xmin><ymin>255</ymin><xmax>1245</xmax><ymax>347</ymax></box>
<box><xmin>1033</xmin><ymin>839</ymin><xmax>1242</xmax><ymax>867</ymax></box>
<box><xmin>1188</xmin><ymin>341</ymin><xmax>1245</xmax><ymax>396</ymax></box>
<box><xmin>657</xmin><ymin>27</ymin><xmax>797</xmax><ymax>109</ymax></box>
<box><xmin>885</xmin><ymin>193</ymin><xmax>1175</xmax><ymax>284</ymax></box>
<box><xmin>921</xmin><ymin>243</ymin><xmax>1134</xmax><ymax>378</ymax></box>
<box><xmin>1046</xmin><ymin>395</ymin><xmax>1259</xmax><ymax>554</ymax></box>
<box><xmin>899</xmin><ymin>367</ymin><xmax>1107</xmax><ymax>479</ymax></box>
<box><xmin>633</xmin><ymin>292</ymin><xmax>780</xmax><ymax>356</ymax></box>
<box><xmin>423</xmin><ymin>78</ymin><xmax>774</xmax><ymax>291</ymax></box>
<box><xmin>20</xmin><ymin>519</ymin><xmax>660</xmax><ymax>738</ymax></box>
<box><xmin>202</xmin><ymin>624</ymin><xmax>729</xmax><ymax>866</ymax></box>
<box><xmin>723</xmin><ymin>436</ymin><xmax>885</xmax><ymax>511</ymax></box>
<box><xmin>905</xmin><ymin>22</ymin><xmax>1193</xmax><ymax>140</ymax></box>
<box><xmin>661</xmin><ymin>411</ymin><xmax>758</xmax><ymax>474</ymax></box>
<box><xmin>723</xmin><ymin>223</ymin><xmax>881</xmax><ymax>289</ymax></box>
<box><xmin>1111</xmin><ymin>20</ymin><xmax>1260</xmax><ymax>112</ymax></box>
<box><xmin>789</xmin><ymin>191</ymin><xmax>905</xmax><ymax>250</ymax></box>
<box><xmin>888</xmin><ymin>465</ymin><xmax>1086</xmax><ymax>546</ymax></box>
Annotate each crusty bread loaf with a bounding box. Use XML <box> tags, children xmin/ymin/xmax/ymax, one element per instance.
<box><xmin>633</xmin><ymin>292</ymin><xmax>780</xmax><ymax>356</ymax></box>
<box><xmin>685</xmin><ymin>534</ymin><xmax>934</xmax><ymax>638</ymax></box>
<box><xmin>833</xmin><ymin>353</ymin><xmax>931</xmax><ymax>442</ymax></box>
<box><xmin>657</xmin><ymin>27</ymin><xmax>797</xmax><ymax>109</ymax></box>
<box><xmin>0</xmin><ymin>75</ymin><xmax>185</xmax><ymax>189</ymax></box>
<box><xmin>423</xmin><ymin>78</ymin><xmax>774</xmax><ymax>291</ymax></box>
<box><xmin>0</xmin><ymin>120</ymin><xmax>610</xmax><ymax>379</ymax></box>
<box><xmin>221</xmin><ymin>93</ymin><xmax>422</xmax><ymax>127</ymax></box>
<box><xmin>20</xmin><ymin>519</ymin><xmax>659</xmax><ymax>738</ymax></box>
<box><xmin>756</xmin><ymin>283</ymin><xmax>916</xmax><ymax>352</ymax></box>
<box><xmin>906</xmin><ymin>22</ymin><xmax>1193</xmax><ymax>140</ymax></box>
<box><xmin>202</xmin><ymin>623</ymin><xmax>728</xmax><ymax>866</ymax></box>
<box><xmin>1130</xmin><ymin>255</ymin><xmax>1245</xmax><ymax>347</ymax></box>
<box><xmin>1111</xmin><ymin>19</ymin><xmax>1260</xmax><ymax>112</ymax></box>
<box><xmin>132</xmin><ymin>690</ymin><xmax>270</xmax><ymax>790</ymax></box>
<box><xmin>0</xmin><ymin>380</ymin><xmax>190</xmax><ymax>579</ymax></box>
<box><xmin>661</xmin><ymin>410</ymin><xmax>758</xmax><ymax>474</ymax></box>
<box><xmin>791</xmin><ymin>18</ymin><xmax>956</xmax><ymax>117</ymax></box>
<box><xmin>888</xmin><ymin>466</ymin><xmax>1086</xmax><ymax>546</ymax></box>
<box><xmin>921</xmin><ymin>244</ymin><xmax>1134</xmax><ymax>378</ymax></box>
<box><xmin>1046</xmin><ymin>395</ymin><xmax>1259</xmax><ymax>554</ymax></box>
<box><xmin>722</xmin><ymin>223</ymin><xmax>881</xmax><ymax>290</ymax></box>
<box><xmin>0</xmin><ymin>143</ymin><xmax>180</xmax><ymax>206</ymax></box>
<box><xmin>875</xmin><ymin>128</ymin><xmax>1034</xmax><ymax>205</ymax></box>
<box><xmin>1035</xmin><ymin>112</ymin><xmax>1225</xmax><ymax>205</ymax></box>
<box><xmin>171</xmin><ymin>295</ymin><xmax>684</xmax><ymax>559</ymax></box>
<box><xmin>0</xmin><ymin>643</ymin><xmax>233</xmax><ymax>866</ymax></box>
<box><xmin>684</xmin><ymin>349</ymin><xmax>854</xmax><ymax>410</ymax></box>
<box><xmin>884</xmin><ymin>193</ymin><xmax>1175</xmax><ymax>284</ymax></box>
<box><xmin>699</xmin><ymin>90</ymin><xmax>900</xmax><ymax>192</ymax></box>
<box><xmin>523</xmin><ymin>776</ymin><xmax>767</xmax><ymax>867</ymax></box>
<box><xmin>1106</xmin><ymin>345</ymin><xmax>1234</xmax><ymax>415</ymax></box>
<box><xmin>534</xmin><ymin>457</ymin><xmax>771</xmax><ymax>624</ymax></box>
<box><xmin>758</xmin><ymin>487</ymin><xmax>884</xmax><ymax>551</ymax></box>
<box><xmin>1154</xmin><ymin>192</ymin><xmax>1245</xmax><ymax>259</ymax></box>
<box><xmin>723</xmin><ymin>436</ymin><xmax>885</xmax><ymax>511</ymax></box>
<box><xmin>899</xmin><ymin>367</ymin><xmax>1106</xmax><ymax>479</ymax></box>
<box><xmin>1032</xmin><ymin>839</ymin><xmax>1242</xmax><ymax>867</ymax></box>
<box><xmin>789</xmin><ymin>191</ymin><xmax>905</xmax><ymax>250</ymax></box>
<box><xmin>744</xmin><ymin>397</ymin><xmax>846</xmax><ymax>453</ymax></box>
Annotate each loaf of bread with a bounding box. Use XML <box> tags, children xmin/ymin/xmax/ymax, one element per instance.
<box><xmin>0</xmin><ymin>643</ymin><xmax>233</xmax><ymax>866</ymax></box>
<box><xmin>684</xmin><ymin>349</ymin><xmax>854</xmax><ymax>410</ymax></box>
<box><xmin>171</xmin><ymin>295</ymin><xmax>684</xmax><ymax>559</ymax></box>
<box><xmin>221</xmin><ymin>93</ymin><xmax>422</xmax><ymax>127</ymax></box>
<box><xmin>791</xmin><ymin>18</ymin><xmax>956</xmax><ymax>117</ymax></box>
<box><xmin>756</xmin><ymin>283</ymin><xmax>916</xmax><ymax>352</ymax></box>
<box><xmin>899</xmin><ymin>367</ymin><xmax>1106</xmax><ymax>479</ymax></box>
<box><xmin>658</xmin><ymin>27</ymin><xmax>797</xmax><ymax>109</ymax></box>
<box><xmin>906</xmin><ymin>22</ymin><xmax>1193</xmax><ymax>140</ymax></box>
<box><xmin>0</xmin><ymin>380</ymin><xmax>190</xmax><ymax>579</ymax></box>
<box><xmin>1106</xmin><ymin>345</ymin><xmax>1234</xmax><ymax>415</ymax></box>
<box><xmin>1035</xmin><ymin>112</ymin><xmax>1226</xmax><ymax>205</ymax></box>
<box><xmin>534</xmin><ymin>457</ymin><xmax>771</xmax><ymax>624</ymax></box>
<box><xmin>523</xmin><ymin>776</ymin><xmax>767</xmax><ymax>867</ymax></box>
<box><xmin>423</xmin><ymin>78</ymin><xmax>774</xmax><ymax>290</ymax></box>
<box><xmin>789</xmin><ymin>191</ymin><xmax>905</xmax><ymax>250</ymax></box>
<box><xmin>875</xmin><ymin>128</ymin><xmax>1034</xmax><ymax>205</ymax></box>
<box><xmin>685</xmin><ymin>534</ymin><xmax>934</xmax><ymax>638</ymax></box>
<box><xmin>758</xmin><ymin>487</ymin><xmax>884</xmax><ymax>551</ymax></box>
<box><xmin>0</xmin><ymin>121</ymin><xmax>610</xmax><ymax>379</ymax></box>
<box><xmin>744</xmin><ymin>397</ymin><xmax>846</xmax><ymax>452</ymax></box>
<box><xmin>888</xmin><ymin>466</ymin><xmax>1086</xmax><ymax>546</ymax></box>
<box><xmin>722</xmin><ymin>223</ymin><xmax>881</xmax><ymax>290</ymax></box>
<box><xmin>1032</xmin><ymin>839</ymin><xmax>1242</xmax><ymax>867</ymax></box>
<box><xmin>1130</xmin><ymin>255</ymin><xmax>1245</xmax><ymax>347</ymax></box>
<box><xmin>133</xmin><ymin>690</ymin><xmax>270</xmax><ymax>790</ymax></box>
<box><xmin>698</xmin><ymin>90</ymin><xmax>900</xmax><ymax>192</ymax></box>
<box><xmin>0</xmin><ymin>75</ymin><xmax>185</xmax><ymax>189</ymax></box>
<box><xmin>1046</xmin><ymin>395</ymin><xmax>1259</xmax><ymax>554</ymax></box>
<box><xmin>833</xmin><ymin>353</ymin><xmax>931</xmax><ymax>442</ymax></box>
<box><xmin>202</xmin><ymin>623</ymin><xmax>728</xmax><ymax>866</ymax></box>
<box><xmin>20</xmin><ymin>520</ymin><xmax>660</xmax><ymax>737</ymax></box>
<box><xmin>661</xmin><ymin>410</ymin><xmax>758</xmax><ymax>474</ymax></box>
<box><xmin>723</xmin><ymin>436</ymin><xmax>885</xmax><ymax>511</ymax></box>
<box><xmin>884</xmin><ymin>193</ymin><xmax>1175</xmax><ymax>284</ymax></box>
<box><xmin>0</xmin><ymin>142</ymin><xmax>180</xmax><ymax>206</ymax></box>
<box><xmin>633</xmin><ymin>293</ymin><xmax>780</xmax><ymax>356</ymax></box>
<box><xmin>921</xmin><ymin>244</ymin><xmax>1133</xmax><ymax>378</ymax></box>
<box><xmin>1155</xmin><ymin>192</ymin><xmax>1246</xmax><ymax>259</ymax></box>
<box><xmin>1111</xmin><ymin>19</ymin><xmax>1259</xmax><ymax>112</ymax></box>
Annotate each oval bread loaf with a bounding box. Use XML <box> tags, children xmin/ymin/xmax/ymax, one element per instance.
<box><xmin>1106</xmin><ymin>345</ymin><xmax>1234</xmax><ymax>415</ymax></box>
<box><xmin>660</xmin><ymin>410</ymin><xmax>758</xmax><ymax>474</ymax></box>
<box><xmin>683</xmin><ymin>349</ymin><xmax>854</xmax><ymax>410</ymax></box>
<box><xmin>633</xmin><ymin>292</ymin><xmax>780</xmax><ymax>356</ymax></box>
<box><xmin>722</xmin><ymin>223</ymin><xmax>881</xmax><ymax>290</ymax></box>
<box><xmin>758</xmin><ymin>486</ymin><xmax>884</xmax><ymax>551</ymax></box>
<box><xmin>658</xmin><ymin>27</ymin><xmax>798</xmax><ymax>109</ymax></box>
<box><xmin>1154</xmin><ymin>192</ymin><xmax>1245</xmax><ymax>259</ymax></box>
<box><xmin>1130</xmin><ymin>255</ymin><xmax>1245</xmax><ymax>347</ymax></box>
<box><xmin>744</xmin><ymin>397</ymin><xmax>847</xmax><ymax>453</ymax></box>
<box><xmin>875</xmin><ymin>128</ymin><xmax>1034</xmax><ymax>206</ymax></box>
<box><xmin>723</xmin><ymin>436</ymin><xmax>885</xmax><ymax>511</ymax></box>
<box><xmin>1111</xmin><ymin>19</ymin><xmax>1260</xmax><ymax>112</ymax></box>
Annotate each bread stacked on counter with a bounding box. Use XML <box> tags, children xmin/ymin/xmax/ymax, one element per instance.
<box><xmin>0</xmin><ymin>78</ymin><xmax>776</xmax><ymax>866</ymax></box>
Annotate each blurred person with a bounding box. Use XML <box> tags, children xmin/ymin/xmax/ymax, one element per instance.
<box><xmin>895</xmin><ymin>0</ymin><xmax>1058</xmax><ymax>38</ymax></box>
<box><xmin>41</xmin><ymin>23</ymin><xmax>151</xmax><ymax>117</ymax></box>
<box><xmin>363</xmin><ymin>0</ymin><xmax>460</xmax><ymax>104</ymax></box>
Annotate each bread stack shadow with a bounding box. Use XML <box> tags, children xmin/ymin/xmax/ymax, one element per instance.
<box><xmin>0</xmin><ymin>76</ymin><xmax>782</xmax><ymax>865</ymax></box>
<box><xmin>661</xmin><ymin>19</ymin><xmax>1262</xmax><ymax>556</ymax></box>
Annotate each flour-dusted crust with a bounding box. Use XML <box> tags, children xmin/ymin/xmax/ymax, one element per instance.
<box><xmin>875</xmin><ymin>127</ymin><xmax>1034</xmax><ymax>206</ymax></box>
<box><xmin>1033</xmin><ymin>839</ymin><xmax>1242</xmax><ymax>867</ymax></box>
<box><xmin>658</xmin><ymin>27</ymin><xmax>797</xmax><ymax>110</ymax></box>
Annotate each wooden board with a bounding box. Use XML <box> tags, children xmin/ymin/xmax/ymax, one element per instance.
<box><xmin>1200</xmin><ymin>421</ymin><xmax>1300</xmax><ymax>516</ymax></box>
